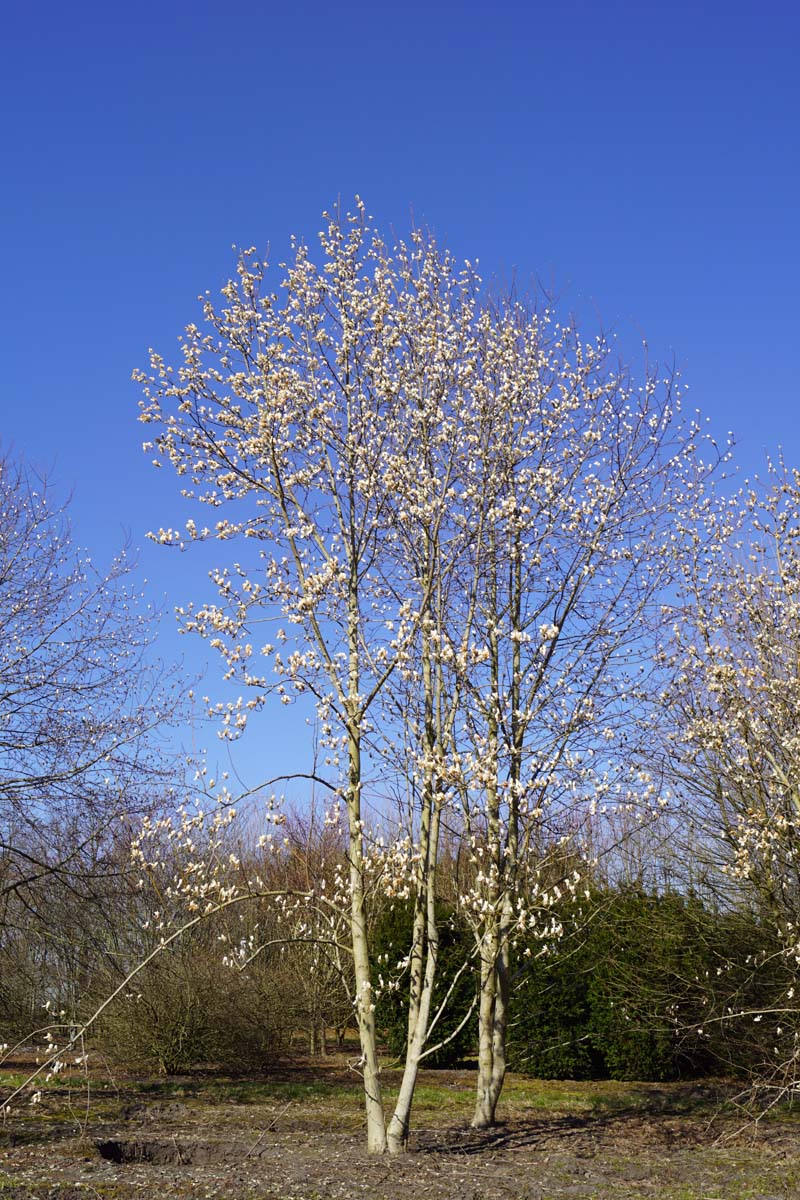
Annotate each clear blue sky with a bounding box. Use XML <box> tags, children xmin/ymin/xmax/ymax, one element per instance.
<box><xmin>2</xmin><ymin>0</ymin><xmax>798</xmax><ymax>793</ymax></box>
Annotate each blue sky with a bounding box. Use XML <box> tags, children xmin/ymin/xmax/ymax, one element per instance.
<box><xmin>2</xmin><ymin>0</ymin><xmax>798</xmax><ymax>794</ymax></box>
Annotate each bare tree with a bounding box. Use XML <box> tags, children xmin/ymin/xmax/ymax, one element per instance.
<box><xmin>0</xmin><ymin>447</ymin><xmax>178</xmax><ymax>951</ymax></box>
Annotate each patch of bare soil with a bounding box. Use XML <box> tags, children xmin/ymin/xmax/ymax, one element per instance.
<box><xmin>2</xmin><ymin>1068</ymin><xmax>799</xmax><ymax>1200</ymax></box>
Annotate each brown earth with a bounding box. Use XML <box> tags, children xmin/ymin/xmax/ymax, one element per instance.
<box><xmin>2</xmin><ymin>1059</ymin><xmax>799</xmax><ymax>1199</ymax></box>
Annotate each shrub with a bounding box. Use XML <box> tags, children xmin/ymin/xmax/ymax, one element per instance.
<box><xmin>93</xmin><ymin>926</ymin><xmax>283</xmax><ymax>1073</ymax></box>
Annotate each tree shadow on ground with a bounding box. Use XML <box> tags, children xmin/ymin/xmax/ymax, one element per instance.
<box><xmin>412</xmin><ymin>1089</ymin><xmax>727</xmax><ymax>1158</ymax></box>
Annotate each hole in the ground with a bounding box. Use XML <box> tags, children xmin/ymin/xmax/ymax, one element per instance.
<box><xmin>95</xmin><ymin>1138</ymin><xmax>214</xmax><ymax>1165</ymax></box>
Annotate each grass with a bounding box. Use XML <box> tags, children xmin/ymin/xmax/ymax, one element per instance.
<box><xmin>0</xmin><ymin>1065</ymin><xmax>746</xmax><ymax>1122</ymax></box>
<box><xmin>200</xmin><ymin>1078</ymin><xmax>359</xmax><ymax>1105</ymax></box>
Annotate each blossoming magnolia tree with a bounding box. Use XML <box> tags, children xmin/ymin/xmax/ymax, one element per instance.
<box><xmin>137</xmin><ymin>202</ymin><xmax>496</xmax><ymax>1152</ymax></box>
<box><xmin>431</xmin><ymin>301</ymin><xmax>722</xmax><ymax>1127</ymax></box>
<box><xmin>135</xmin><ymin>201</ymin><xmax>719</xmax><ymax>1150</ymax></box>
<box><xmin>665</xmin><ymin>461</ymin><xmax>800</xmax><ymax>1098</ymax></box>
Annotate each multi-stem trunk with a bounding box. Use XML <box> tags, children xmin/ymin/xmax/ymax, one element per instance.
<box><xmin>472</xmin><ymin>793</ymin><xmax>512</xmax><ymax>1127</ymax></box>
<box><xmin>472</xmin><ymin>527</ymin><xmax>521</xmax><ymax>1129</ymax></box>
<box><xmin>386</xmin><ymin>616</ymin><xmax>441</xmax><ymax>1154</ymax></box>
<box><xmin>472</xmin><ymin>892</ymin><xmax>513</xmax><ymax>1128</ymax></box>
<box><xmin>346</xmin><ymin>719</ymin><xmax>387</xmax><ymax>1153</ymax></box>
<box><xmin>346</xmin><ymin>564</ymin><xmax>387</xmax><ymax>1153</ymax></box>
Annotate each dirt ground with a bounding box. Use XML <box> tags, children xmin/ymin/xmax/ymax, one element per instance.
<box><xmin>2</xmin><ymin>1060</ymin><xmax>800</xmax><ymax>1199</ymax></box>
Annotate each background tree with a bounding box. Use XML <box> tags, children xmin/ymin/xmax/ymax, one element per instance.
<box><xmin>664</xmin><ymin>460</ymin><xmax>800</xmax><ymax>1101</ymax></box>
<box><xmin>0</xmin><ymin>446</ymin><xmax>179</xmax><ymax>1047</ymax></box>
<box><xmin>256</xmin><ymin>805</ymin><xmax>354</xmax><ymax>1056</ymax></box>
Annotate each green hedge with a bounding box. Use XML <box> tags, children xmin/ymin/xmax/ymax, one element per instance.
<box><xmin>507</xmin><ymin>889</ymin><xmax>781</xmax><ymax>1081</ymax></box>
<box><xmin>371</xmin><ymin>888</ymin><xmax>788</xmax><ymax>1081</ymax></box>
<box><xmin>372</xmin><ymin>901</ymin><xmax>474</xmax><ymax>1068</ymax></box>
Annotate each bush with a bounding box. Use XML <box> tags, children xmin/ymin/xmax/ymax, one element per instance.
<box><xmin>506</xmin><ymin>938</ymin><xmax>597</xmax><ymax>1079</ymax></box>
<box><xmin>93</xmin><ymin>926</ymin><xmax>283</xmax><ymax>1073</ymax></box>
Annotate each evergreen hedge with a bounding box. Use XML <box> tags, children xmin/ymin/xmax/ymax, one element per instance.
<box><xmin>373</xmin><ymin>888</ymin><xmax>786</xmax><ymax>1081</ymax></box>
<box><xmin>372</xmin><ymin>900</ymin><xmax>474</xmax><ymax>1068</ymax></box>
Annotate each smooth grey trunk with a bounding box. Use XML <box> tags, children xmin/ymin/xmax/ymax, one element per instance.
<box><xmin>473</xmin><ymin>921</ymin><xmax>499</xmax><ymax>1128</ymax></box>
<box><xmin>309</xmin><ymin>1023</ymin><xmax>327</xmax><ymax>1056</ymax></box>
<box><xmin>346</xmin><ymin>560</ymin><xmax>387</xmax><ymax>1153</ymax></box>
<box><xmin>386</xmin><ymin>796</ymin><xmax>441</xmax><ymax>1153</ymax></box>
<box><xmin>472</xmin><ymin>528</ymin><xmax>520</xmax><ymax>1129</ymax></box>
<box><xmin>387</xmin><ymin>615</ymin><xmax>442</xmax><ymax>1153</ymax></box>
<box><xmin>346</xmin><ymin>720</ymin><xmax>387</xmax><ymax>1153</ymax></box>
